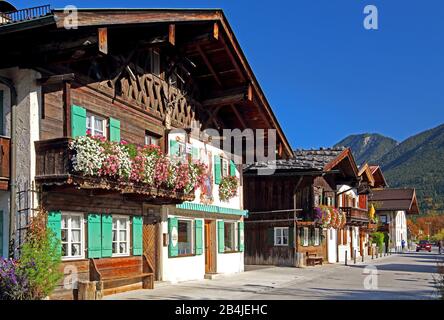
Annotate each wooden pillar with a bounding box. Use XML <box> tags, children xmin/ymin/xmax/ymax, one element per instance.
<box><xmin>63</xmin><ymin>81</ymin><xmax>72</xmax><ymax>137</ymax></box>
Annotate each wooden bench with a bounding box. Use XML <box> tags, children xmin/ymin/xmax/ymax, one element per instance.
<box><xmin>306</xmin><ymin>249</ymin><xmax>323</xmax><ymax>266</ymax></box>
<box><xmin>90</xmin><ymin>254</ymin><xmax>154</xmax><ymax>296</ymax></box>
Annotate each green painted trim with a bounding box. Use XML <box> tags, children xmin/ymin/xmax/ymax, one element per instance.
<box><xmin>176</xmin><ymin>202</ymin><xmax>248</xmax><ymax>217</ymax></box>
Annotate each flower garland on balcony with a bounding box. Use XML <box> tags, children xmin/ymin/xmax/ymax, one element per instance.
<box><xmin>340</xmin><ymin>210</ymin><xmax>347</xmax><ymax>228</ymax></box>
<box><xmin>313</xmin><ymin>205</ymin><xmax>332</xmax><ymax>228</ymax></box>
<box><xmin>218</xmin><ymin>175</ymin><xmax>239</xmax><ymax>202</ymax></box>
<box><xmin>70</xmin><ymin>135</ymin><xmax>207</xmax><ymax>195</ymax></box>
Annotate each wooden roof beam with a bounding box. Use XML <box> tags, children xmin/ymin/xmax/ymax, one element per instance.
<box><xmin>196</xmin><ymin>44</ymin><xmax>223</xmax><ymax>88</ymax></box>
<box><xmin>202</xmin><ymin>84</ymin><xmax>252</xmax><ymax>107</ymax></box>
<box><xmin>230</xmin><ymin>104</ymin><xmax>247</xmax><ymax>129</ymax></box>
<box><xmin>219</xmin><ymin>32</ymin><xmax>245</xmax><ymax>82</ymax></box>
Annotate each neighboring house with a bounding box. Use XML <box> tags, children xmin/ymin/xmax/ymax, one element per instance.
<box><xmin>243</xmin><ymin>147</ymin><xmax>369</xmax><ymax>267</ymax></box>
<box><xmin>369</xmin><ymin>188</ymin><xmax>419</xmax><ymax>251</ymax></box>
<box><xmin>0</xmin><ymin>6</ymin><xmax>292</xmax><ymax>299</ymax></box>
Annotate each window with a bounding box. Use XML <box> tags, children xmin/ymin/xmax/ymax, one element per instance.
<box><xmin>222</xmin><ymin>158</ymin><xmax>229</xmax><ymax>177</ymax></box>
<box><xmin>178</xmin><ymin>219</ymin><xmax>194</xmax><ymax>255</ymax></box>
<box><xmin>380</xmin><ymin>215</ymin><xmax>387</xmax><ymax>224</ymax></box>
<box><xmin>149</xmin><ymin>49</ymin><xmax>160</xmax><ymax>76</ymax></box>
<box><xmin>145</xmin><ymin>132</ymin><xmax>160</xmax><ymax>146</ymax></box>
<box><xmin>224</xmin><ymin>222</ymin><xmax>238</xmax><ymax>251</ymax></box>
<box><xmin>314</xmin><ymin>228</ymin><xmax>320</xmax><ymax>246</ymax></box>
<box><xmin>112</xmin><ymin>216</ymin><xmax>130</xmax><ymax>256</ymax></box>
<box><xmin>86</xmin><ymin>112</ymin><xmax>106</xmax><ymax>137</ymax></box>
<box><xmin>303</xmin><ymin>227</ymin><xmax>309</xmax><ymax>246</ymax></box>
<box><xmin>61</xmin><ymin>213</ymin><xmax>84</xmax><ymax>260</ymax></box>
<box><xmin>274</xmin><ymin>227</ymin><xmax>289</xmax><ymax>246</ymax></box>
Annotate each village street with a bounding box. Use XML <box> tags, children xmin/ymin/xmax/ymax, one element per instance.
<box><xmin>106</xmin><ymin>249</ymin><xmax>441</xmax><ymax>300</ymax></box>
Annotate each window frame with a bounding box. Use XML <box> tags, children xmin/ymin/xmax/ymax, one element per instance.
<box><xmin>112</xmin><ymin>215</ymin><xmax>130</xmax><ymax>257</ymax></box>
<box><xmin>303</xmin><ymin>227</ymin><xmax>309</xmax><ymax>247</ymax></box>
<box><xmin>86</xmin><ymin>111</ymin><xmax>107</xmax><ymax>138</ymax></box>
<box><xmin>145</xmin><ymin>131</ymin><xmax>160</xmax><ymax>147</ymax></box>
<box><xmin>221</xmin><ymin>158</ymin><xmax>229</xmax><ymax>178</ymax></box>
<box><xmin>315</xmin><ymin>228</ymin><xmax>321</xmax><ymax>246</ymax></box>
<box><xmin>177</xmin><ymin>218</ymin><xmax>194</xmax><ymax>256</ymax></box>
<box><xmin>274</xmin><ymin>227</ymin><xmax>289</xmax><ymax>246</ymax></box>
<box><xmin>61</xmin><ymin>212</ymin><xmax>85</xmax><ymax>261</ymax></box>
<box><xmin>224</xmin><ymin>221</ymin><xmax>239</xmax><ymax>252</ymax></box>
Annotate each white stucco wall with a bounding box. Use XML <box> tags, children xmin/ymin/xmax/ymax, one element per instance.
<box><xmin>394</xmin><ymin>210</ymin><xmax>407</xmax><ymax>248</ymax></box>
<box><xmin>327</xmin><ymin>227</ymin><xmax>337</xmax><ymax>263</ymax></box>
<box><xmin>160</xmin><ymin>217</ymin><xmax>206</xmax><ymax>282</ymax></box>
<box><xmin>0</xmin><ymin>68</ymin><xmax>41</xmax><ymax>253</ymax></box>
<box><xmin>160</xmin><ymin>215</ymin><xmax>244</xmax><ymax>282</ymax></box>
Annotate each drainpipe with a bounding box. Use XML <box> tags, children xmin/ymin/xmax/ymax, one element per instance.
<box><xmin>0</xmin><ymin>76</ymin><xmax>17</xmax><ymax>258</ymax></box>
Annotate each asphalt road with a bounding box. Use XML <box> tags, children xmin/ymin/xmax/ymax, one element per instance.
<box><xmin>106</xmin><ymin>249</ymin><xmax>442</xmax><ymax>300</ymax></box>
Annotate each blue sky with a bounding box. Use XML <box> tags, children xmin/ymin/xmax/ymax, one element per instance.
<box><xmin>11</xmin><ymin>0</ymin><xmax>444</xmax><ymax>148</ymax></box>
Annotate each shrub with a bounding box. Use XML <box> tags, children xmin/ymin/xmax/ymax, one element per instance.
<box><xmin>371</xmin><ymin>232</ymin><xmax>385</xmax><ymax>253</ymax></box>
<box><xmin>0</xmin><ymin>258</ymin><xmax>30</xmax><ymax>300</ymax></box>
<box><xmin>17</xmin><ymin>209</ymin><xmax>63</xmax><ymax>299</ymax></box>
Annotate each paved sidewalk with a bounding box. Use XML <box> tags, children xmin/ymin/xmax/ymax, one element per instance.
<box><xmin>105</xmin><ymin>251</ymin><xmax>441</xmax><ymax>300</ymax></box>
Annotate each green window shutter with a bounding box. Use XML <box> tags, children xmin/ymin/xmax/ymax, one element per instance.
<box><xmin>71</xmin><ymin>105</ymin><xmax>87</xmax><ymax>138</ymax></box>
<box><xmin>289</xmin><ymin>226</ymin><xmax>294</xmax><ymax>248</ymax></box>
<box><xmin>101</xmin><ymin>214</ymin><xmax>112</xmax><ymax>258</ymax></box>
<box><xmin>192</xmin><ymin>147</ymin><xmax>199</xmax><ymax>160</ymax></box>
<box><xmin>88</xmin><ymin>214</ymin><xmax>102</xmax><ymax>258</ymax></box>
<box><xmin>132</xmin><ymin>216</ymin><xmax>143</xmax><ymax>256</ymax></box>
<box><xmin>267</xmin><ymin>227</ymin><xmax>274</xmax><ymax>246</ymax></box>
<box><xmin>217</xmin><ymin>220</ymin><xmax>225</xmax><ymax>253</ymax></box>
<box><xmin>230</xmin><ymin>160</ymin><xmax>236</xmax><ymax>177</ymax></box>
<box><xmin>194</xmin><ymin>219</ymin><xmax>203</xmax><ymax>255</ymax></box>
<box><xmin>47</xmin><ymin>211</ymin><xmax>62</xmax><ymax>256</ymax></box>
<box><xmin>169</xmin><ymin>140</ymin><xmax>179</xmax><ymax>157</ymax></box>
<box><xmin>214</xmin><ymin>155</ymin><xmax>222</xmax><ymax>185</ymax></box>
<box><xmin>109</xmin><ymin>118</ymin><xmax>121</xmax><ymax>142</ymax></box>
<box><xmin>238</xmin><ymin>221</ymin><xmax>244</xmax><ymax>252</ymax></box>
<box><xmin>168</xmin><ymin>217</ymin><xmax>179</xmax><ymax>257</ymax></box>
<box><xmin>0</xmin><ymin>210</ymin><xmax>4</xmax><ymax>257</ymax></box>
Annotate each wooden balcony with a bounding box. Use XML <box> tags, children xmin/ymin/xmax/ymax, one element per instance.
<box><xmin>378</xmin><ymin>223</ymin><xmax>390</xmax><ymax>233</ymax></box>
<box><xmin>34</xmin><ymin>138</ymin><xmax>194</xmax><ymax>204</ymax></box>
<box><xmin>0</xmin><ymin>136</ymin><xmax>10</xmax><ymax>190</ymax></box>
<box><xmin>340</xmin><ymin>207</ymin><xmax>369</xmax><ymax>225</ymax></box>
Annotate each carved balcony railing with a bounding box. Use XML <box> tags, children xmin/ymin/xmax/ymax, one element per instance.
<box><xmin>0</xmin><ymin>136</ymin><xmax>10</xmax><ymax>190</ymax></box>
<box><xmin>340</xmin><ymin>207</ymin><xmax>369</xmax><ymax>225</ymax></box>
<box><xmin>34</xmin><ymin>138</ymin><xmax>194</xmax><ymax>204</ymax></box>
<box><xmin>96</xmin><ymin>73</ymin><xmax>199</xmax><ymax>129</ymax></box>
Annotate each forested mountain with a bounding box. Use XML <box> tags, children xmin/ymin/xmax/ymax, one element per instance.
<box><xmin>335</xmin><ymin>124</ymin><xmax>444</xmax><ymax>214</ymax></box>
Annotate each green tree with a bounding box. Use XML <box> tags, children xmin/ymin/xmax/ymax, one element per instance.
<box><xmin>18</xmin><ymin>209</ymin><xmax>63</xmax><ymax>299</ymax></box>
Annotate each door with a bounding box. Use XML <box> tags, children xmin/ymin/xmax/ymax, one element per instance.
<box><xmin>204</xmin><ymin>220</ymin><xmax>215</xmax><ymax>273</ymax></box>
<box><xmin>143</xmin><ymin>217</ymin><xmax>159</xmax><ymax>280</ymax></box>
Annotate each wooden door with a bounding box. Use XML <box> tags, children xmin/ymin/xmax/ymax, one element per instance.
<box><xmin>143</xmin><ymin>219</ymin><xmax>159</xmax><ymax>280</ymax></box>
<box><xmin>204</xmin><ymin>220</ymin><xmax>215</xmax><ymax>273</ymax></box>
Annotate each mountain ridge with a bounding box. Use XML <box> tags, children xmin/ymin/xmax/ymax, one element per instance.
<box><xmin>335</xmin><ymin>123</ymin><xmax>444</xmax><ymax>214</ymax></box>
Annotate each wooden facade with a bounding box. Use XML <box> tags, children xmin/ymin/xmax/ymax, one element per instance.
<box><xmin>0</xmin><ymin>7</ymin><xmax>292</xmax><ymax>299</ymax></box>
<box><xmin>243</xmin><ymin>148</ymin><xmax>366</xmax><ymax>267</ymax></box>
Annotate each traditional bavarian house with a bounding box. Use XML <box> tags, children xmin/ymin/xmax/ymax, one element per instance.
<box><xmin>369</xmin><ymin>188</ymin><xmax>419</xmax><ymax>251</ymax></box>
<box><xmin>243</xmin><ymin>147</ymin><xmax>367</xmax><ymax>267</ymax></box>
<box><xmin>0</xmin><ymin>5</ymin><xmax>292</xmax><ymax>298</ymax></box>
